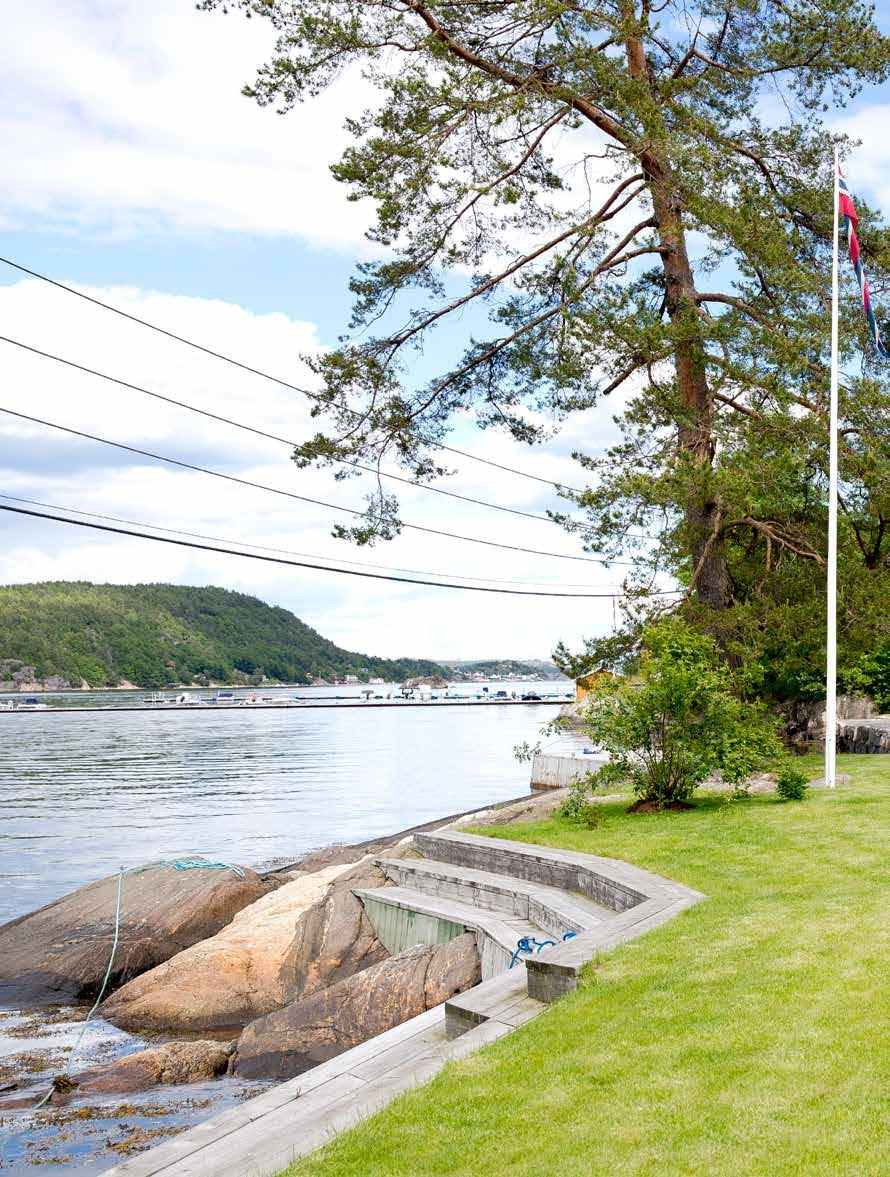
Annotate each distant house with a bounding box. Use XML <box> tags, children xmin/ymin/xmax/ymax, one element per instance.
<box><xmin>575</xmin><ymin>671</ymin><xmax>613</xmax><ymax>701</ymax></box>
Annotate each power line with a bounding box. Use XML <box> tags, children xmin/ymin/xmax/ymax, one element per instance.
<box><xmin>0</xmin><ymin>255</ymin><xmax>586</xmax><ymax>494</ymax></box>
<box><xmin>0</xmin><ymin>405</ymin><xmax>641</xmax><ymax>566</ymax></box>
<box><xmin>0</xmin><ymin>493</ymin><xmax>642</xmax><ymax>590</ymax></box>
<box><xmin>0</xmin><ymin>504</ymin><xmax>676</xmax><ymax>599</ymax></box>
<box><xmin>0</xmin><ymin>333</ymin><xmax>579</xmax><ymax>528</ymax></box>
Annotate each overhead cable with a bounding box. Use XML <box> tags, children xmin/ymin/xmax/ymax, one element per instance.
<box><xmin>0</xmin><ymin>255</ymin><xmax>587</xmax><ymax>494</ymax></box>
<box><xmin>0</xmin><ymin>504</ymin><xmax>679</xmax><ymax>599</ymax></box>
<box><xmin>0</xmin><ymin>405</ymin><xmax>641</xmax><ymax>566</ymax></box>
<box><xmin>0</xmin><ymin>333</ymin><xmax>580</xmax><ymax>527</ymax></box>
<box><xmin>0</xmin><ymin>493</ymin><xmax>649</xmax><ymax>590</ymax></box>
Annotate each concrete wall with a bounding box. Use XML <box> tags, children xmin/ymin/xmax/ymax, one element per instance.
<box><xmin>361</xmin><ymin>897</ymin><xmax>465</xmax><ymax>954</ymax></box>
<box><xmin>530</xmin><ymin>753</ymin><xmax>604</xmax><ymax>790</ymax></box>
<box><xmin>838</xmin><ymin>719</ymin><xmax>890</xmax><ymax>754</ymax></box>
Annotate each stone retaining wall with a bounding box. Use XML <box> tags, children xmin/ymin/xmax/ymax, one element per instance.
<box><xmin>837</xmin><ymin>718</ymin><xmax>890</xmax><ymax>754</ymax></box>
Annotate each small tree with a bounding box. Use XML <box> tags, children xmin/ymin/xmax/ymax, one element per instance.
<box><xmin>583</xmin><ymin>620</ymin><xmax>780</xmax><ymax>807</ymax></box>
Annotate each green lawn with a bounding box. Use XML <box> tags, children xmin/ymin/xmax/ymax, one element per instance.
<box><xmin>286</xmin><ymin>754</ymin><xmax>890</xmax><ymax>1176</ymax></box>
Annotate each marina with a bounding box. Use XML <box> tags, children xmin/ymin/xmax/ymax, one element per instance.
<box><xmin>0</xmin><ymin>682</ymin><xmax>573</xmax><ymax>714</ymax></box>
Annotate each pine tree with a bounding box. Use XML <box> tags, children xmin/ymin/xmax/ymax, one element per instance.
<box><xmin>203</xmin><ymin>0</ymin><xmax>890</xmax><ymax>622</ymax></box>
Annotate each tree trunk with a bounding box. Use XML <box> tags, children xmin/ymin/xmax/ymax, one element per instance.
<box><xmin>623</xmin><ymin>10</ymin><xmax>731</xmax><ymax>611</ymax></box>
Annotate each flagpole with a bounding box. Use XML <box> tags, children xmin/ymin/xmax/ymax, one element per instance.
<box><xmin>826</xmin><ymin>145</ymin><xmax>840</xmax><ymax>789</ymax></box>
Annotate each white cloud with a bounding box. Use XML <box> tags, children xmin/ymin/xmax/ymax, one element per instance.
<box><xmin>834</xmin><ymin>105</ymin><xmax>890</xmax><ymax>213</ymax></box>
<box><xmin>1</xmin><ymin>0</ymin><xmax>651</xmax><ymax>263</ymax></box>
<box><xmin>0</xmin><ymin>280</ymin><xmax>649</xmax><ymax>659</ymax></box>
<box><xmin>1</xmin><ymin>0</ymin><xmax>373</xmax><ymax>246</ymax></box>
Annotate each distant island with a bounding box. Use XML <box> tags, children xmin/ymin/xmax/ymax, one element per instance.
<box><xmin>442</xmin><ymin>659</ymin><xmax>564</xmax><ymax>681</ymax></box>
<box><xmin>0</xmin><ymin>582</ymin><xmax>447</xmax><ymax>690</ymax></box>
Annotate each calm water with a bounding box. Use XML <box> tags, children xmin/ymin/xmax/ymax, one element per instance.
<box><xmin>0</xmin><ymin>682</ymin><xmax>568</xmax><ymax>922</ymax></box>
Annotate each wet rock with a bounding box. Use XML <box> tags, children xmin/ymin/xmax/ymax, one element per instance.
<box><xmin>74</xmin><ymin>1040</ymin><xmax>234</xmax><ymax>1094</ymax></box>
<box><xmin>233</xmin><ymin>933</ymin><xmax>481</xmax><ymax>1080</ymax></box>
<box><xmin>0</xmin><ymin>861</ymin><xmax>273</xmax><ymax>1005</ymax></box>
<box><xmin>279</xmin><ymin>859</ymin><xmax>391</xmax><ymax>1005</ymax></box>
<box><xmin>102</xmin><ymin>862</ymin><xmax>358</xmax><ymax>1035</ymax></box>
<box><xmin>280</xmin><ymin>843</ymin><xmax>378</xmax><ymax>875</ymax></box>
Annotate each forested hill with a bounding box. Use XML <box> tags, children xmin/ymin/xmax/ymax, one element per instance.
<box><xmin>0</xmin><ymin>582</ymin><xmax>446</xmax><ymax>689</ymax></box>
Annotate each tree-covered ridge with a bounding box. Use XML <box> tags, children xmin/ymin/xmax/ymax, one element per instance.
<box><xmin>0</xmin><ymin>582</ymin><xmax>446</xmax><ymax>688</ymax></box>
<box><xmin>445</xmin><ymin>659</ymin><xmax>563</xmax><ymax>680</ymax></box>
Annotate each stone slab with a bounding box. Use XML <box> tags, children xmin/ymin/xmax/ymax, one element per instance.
<box><xmin>415</xmin><ymin>830</ymin><xmax>653</xmax><ymax>911</ymax></box>
<box><xmin>375</xmin><ymin>856</ymin><xmax>607</xmax><ymax>935</ymax></box>
<box><xmin>353</xmin><ymin>884</ymin><xmax>540</xmax><ymax>963</ymax></box>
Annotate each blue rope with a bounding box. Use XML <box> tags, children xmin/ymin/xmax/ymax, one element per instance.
<box><xmin>507</xmin><ymin>930</ymin><xmax>579</xmax><ymax>968</ymax></box>
<box><xmin>508</xmin><ymin>935</ymin><xmax>557</xmax><ymax>968</ymax></box>
<box><xmin>169</xmin><ymin>859</ymin><xmax>246</xmax><ymax>877</ymax></box>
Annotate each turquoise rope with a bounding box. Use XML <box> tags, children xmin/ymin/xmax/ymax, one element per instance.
<box><xmin>169</xmin><ymin>858</ymin><xmax>246</xmax><ymax>877</ymax></box>
<box><xmin>32</xmin><ymin>857</ymin><xmax>244</xmax><ymax>1110</ymax></box>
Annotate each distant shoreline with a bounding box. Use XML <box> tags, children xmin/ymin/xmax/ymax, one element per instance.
<box><xmin>0</xmin><ymin>677</ymin><xmax>568</xmax><ymax>696</ymax></box>
<box><xmin>0</xmin><ymin>697</ymin><xmax>568</xmax><ymax>715</ymax></box>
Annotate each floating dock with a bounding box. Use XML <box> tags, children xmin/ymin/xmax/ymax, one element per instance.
<box><xmin>0</xmin><ymin>697</ymin><xmax>569</xmax><ymax>715</ymax></box>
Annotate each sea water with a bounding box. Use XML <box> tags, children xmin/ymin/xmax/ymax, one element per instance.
<box><xmin>0</xmin><ymin>681</ymin><xmax>570</xmax><ymax>923</ymax></box>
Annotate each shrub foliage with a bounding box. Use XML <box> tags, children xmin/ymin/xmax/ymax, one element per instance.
<box><xmin>581</xmin><ymin>620</ymin><xmax>781</xmax><ymax>807</ymax></box>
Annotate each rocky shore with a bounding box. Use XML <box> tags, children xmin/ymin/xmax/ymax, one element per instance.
<box><xmin>0</xmin><ymin>788</ymin><xmax>564</xmax><ymax>1167</ymax></box>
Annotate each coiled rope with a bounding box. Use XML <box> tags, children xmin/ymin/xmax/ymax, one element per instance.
<box><xmin>508</xmin><ymin>930</ymin><xmax>577</xmax><ymax>969</ymax></box>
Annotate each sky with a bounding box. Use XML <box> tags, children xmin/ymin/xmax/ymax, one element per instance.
<box><xmin>1</xmin><ymin>1</ymin><xmax>889</xmax><ymax>662</ymax></box>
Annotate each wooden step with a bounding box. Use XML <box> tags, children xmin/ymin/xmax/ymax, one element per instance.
<box><xmin>444</xmin><ymin>967</ymin><xmax>544</xmax><ymax>1039</ymax></box>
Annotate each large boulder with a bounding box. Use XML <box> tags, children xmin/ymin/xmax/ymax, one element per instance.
<box><xmin>72</xmin><ymin>1040</ymin><xmax>234</xmax><ymax>1095</ymax></box>
<box><xmin>233</xmin><ymin>933</ymin><xmax>481</xmax><ymax>1080</ymax></box>
<box><xmin>0</xmin><ymin>860</ymin><xmax>273</xmax><ymax>1005</ymax></box>
<box><xmin>279</xmin><ymin>859</ymin><xmax>392</xmax><ymax>1005</ymax></box>
<box><xmin>102</xmin><ymin>861</ymin><xmax>357</xmax><ymax>1035</ymax></box>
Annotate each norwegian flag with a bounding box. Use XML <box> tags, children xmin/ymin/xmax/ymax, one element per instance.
<box><xmin>838</xmin><ymin>168</ymin><xmax>890</xmax><ymax>358</ymax></box>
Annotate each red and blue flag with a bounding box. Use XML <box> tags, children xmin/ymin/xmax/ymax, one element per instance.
<box><xmin>838</xmin><ymin>168</ymin><xmax>890</xmax><ymax>358</ymax></box>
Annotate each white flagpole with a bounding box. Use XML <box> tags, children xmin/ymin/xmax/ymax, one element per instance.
<box><xmin>826</xmin><ymin>146</ymin><xmax>840</xmax><ymax>789</ymax></box>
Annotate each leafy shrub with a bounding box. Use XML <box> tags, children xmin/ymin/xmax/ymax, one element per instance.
<box><xmin>844</xmin><ymin>643</ymin><xmax>890</xmax><ymax>712</ymax></box>
<box><xmin>558</xmin><ymin>775</ymin><xmax>604</xmax><ymax>828</ymax></box>
<box><xmin>775</xmin><ymin>762</ymin><xmax>809</xmax><ymax>801</ymax></box>
<box><xmin>580</xmin><ymin>619</ymin><xmax>782</xmax><ymax>809</ymax></box>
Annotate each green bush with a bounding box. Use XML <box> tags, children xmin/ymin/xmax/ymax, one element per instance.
<box><xmin>558</xmin><ymin>776</ymin><xmax>604</xmax><ymax>828</ymax></box>
<box><xmin>775</xmin><ymin>762</ymin><xmax>809</xmax><ymax>801</ymax></box>
<box><xmin>580</xmin><ymin>619</ymin><xmax>782</xmax><ymax>809</ymax></box>
<box><xmin>844</xmin><ymin>643</ymin><xmax>890</xmax><ymax>712</ymax></box>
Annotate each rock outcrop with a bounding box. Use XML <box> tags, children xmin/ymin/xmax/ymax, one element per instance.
<box><xmin>73</xmin><ymin>1040</ymin><xmax>234</xmax><ymax>1094</ymax></box>
<box><xmin>233</xmin><ymin>933</ymin><xmax>481</xmax><ymax>1080</ymax></box>
<box><xmin>0</xmin><ymin>861</ymin><xmax>272</xmax><ymax>1005</ymax></box>
<box><xmin>278</xmin><ymin>858</ymin><xmax>392</xmax><ymax>1006</ymax></box>
<box><xmin>0</xmin><ymin>660</ymin><xmax>78</xmax><ymax>692</ymax></box>
<box><xmin>782</xmin><ymin>695</ymin><xmax>876</xmax><ymax>748</ymax></box>
<box><xmin>102</xmin><ymin>862</ymin><xmax>357</xmax><ymax>1034</ymax></box>
<box><xmin>837</xmin><ymin>718</ymin><xmax>890</xmax><ymax>754</ymax></box>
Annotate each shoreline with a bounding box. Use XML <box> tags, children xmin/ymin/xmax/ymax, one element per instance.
<box><xmin>0</xmin><ymin>698</ymin><xmax>566</xmax><ymax>715</ymax></box>
<box><xmin>0</xmin><ymin>678</ymin><xmax>567</xmax><ymax>697</ymax></box>
<box><xmin>267</xmin><ymin>789</ymin><xmax>546</xmax><ymax>876</ymax></box>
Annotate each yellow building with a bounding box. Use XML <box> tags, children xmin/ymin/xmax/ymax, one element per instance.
<box><xmin>575</xmin><ymin>671</ymin><xmax>613</xmax><ymax>700</ymax></box>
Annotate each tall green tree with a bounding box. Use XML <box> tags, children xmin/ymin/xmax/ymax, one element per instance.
<box><xmin>203</xmin><ymin>1</ymin><xmax>890</xmax><ymax>630</ymax></box>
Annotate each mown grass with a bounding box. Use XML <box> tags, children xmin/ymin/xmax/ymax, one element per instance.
<box><xmin>285</xmin><ymin>754</ymin><xmax>890</xmax><ymax>1176</ymax></box>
